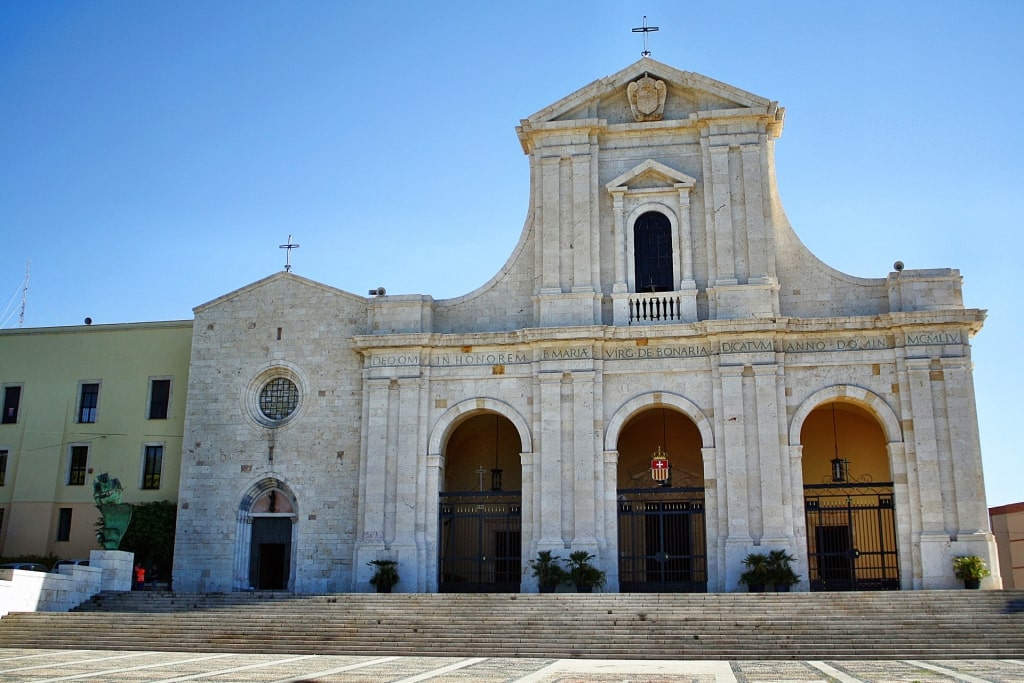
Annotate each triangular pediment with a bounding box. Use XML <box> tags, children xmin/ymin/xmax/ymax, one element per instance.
<box><xmin>194</xmin><ymin>271</ymin><xmax>365</xmax><ymax>314</ymax></box>
<box><xmin>605</xmin><ymin>159</ymin><xmax>697</xmax><ymax>193</ymax></box>
<box><xmin>522</xmin><ymin>57</ymin><xmax>772</xmax><ymax>127</ymax></box>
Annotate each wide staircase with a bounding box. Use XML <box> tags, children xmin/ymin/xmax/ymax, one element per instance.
<box><xmin>0</xmin><ymin>590</ymin><xmax>1022</xmax><ymax>660</ymax></box>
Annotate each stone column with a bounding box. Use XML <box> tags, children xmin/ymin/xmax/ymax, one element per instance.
<box><xmin>571</xmin><ymin>155</ymin><xmax>593</xmax><ymax>293</ymax></box>
<box><xmin>708</xmin><ymin>144</ymin><xmax>736</xmax><ymax>285</ymax></box>
<box><xmin>354</xmin><ymin>376</ymin><xmax>392</xmax><ymax>590</ymax></box>
<box><xmin>753</xmin><ymin>364</ymin><xmax>786</xmax><ymax>542</ymax></box>
<box><xmin>539</xmin><ymin>156</ymin><xmax>562</xmax><ymax>294</ymax></box>
<box><xmin>939</xmin><ymin>358</ymin><xmax>988</xmax><ymax>534</ymax></box>
<box><xmin>602</xmin><ymin>450</ymin><xmax>620</xmax><ymax>590</ymax></box>
<box><xmin>571</xmin><ymin>370</ymin><xmax>598</xmax><ymax>549</ymax></box>
<box><xmin>610</xmin><ymin>191</ymin><xmax>627</xmax><ymax>292</ymax></box>
<box><xmin>675</xmin><ymin>185</ymin><xmax>694</xmax><ymax>286</ymax></box>
<box><xmin>741</xmin><ymin>144</ymin><xmax>769</xmax><ymax>280</ymax></box>
<box><xmin>424</xmin><ymin>453</ymin><xmax>442</xmax><ymax>592</ymax></box>
<box><xmin>701</xmin><ymin>446</ymin><xmax>722</xmax><ymax>591</ymax></box>
<box><xmin>391</xmin><ymin>376</ymin><xmax>423</xmax><ymax>548</ymax></box>
<box><xmin>717</xmin><ymin>364</ymin><xmax>753</xmax><ymax>590</ymax></box>
<box><xmin>536</xmin><ymin>372</ymin><xmax>564</xmax><ymax>549</ymax></box>
<box><xmin>520</xmin><ymin>451</ymin><xmax>536</xmax><ymax>590</ymax></box>
<box><xmin>234</xmin><ymin>514</ymin><xmax>252</xmax><ymax>590</ymax></box>
<box><xmin>903</xmin><ymin>359</ymin><xmax>946</xmax><ymax>534</ymax></box>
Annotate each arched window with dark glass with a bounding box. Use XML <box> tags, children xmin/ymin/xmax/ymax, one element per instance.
<box><xmin>634</xmin><ymin>211</ymin><xmax>674</xmax><ymax>292</ymax></box>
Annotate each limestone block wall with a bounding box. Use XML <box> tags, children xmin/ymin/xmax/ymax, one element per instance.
<box><xmin>349</xmin><ymin>310</ymin><xmax>991</xmax><ymax>594</ymax></box>
<box><xmin>174</xmin><ymin>274</ymin><xmax>368</xmax><ymax>593</ymax></box>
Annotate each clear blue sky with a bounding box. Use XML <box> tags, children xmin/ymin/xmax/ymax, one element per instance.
<box><xmin>1</xmin><ymin>2</ymin><xmax>1021</xmax><ymax>507</ymax></box>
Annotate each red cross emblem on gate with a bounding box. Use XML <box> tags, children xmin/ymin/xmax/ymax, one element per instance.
<box><xmin>651</xmin><ymin>446</ymin><xmax>670</xmax><ymax>482</ymax></box>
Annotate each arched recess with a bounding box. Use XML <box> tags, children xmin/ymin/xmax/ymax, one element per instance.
<box><xmin>431</xmin><ymin>399</ymin><xmax>528</xmax><ymax>593</ymax></box>
<box><xmin>790</xmin><ymin>386</ymin><xmax>904</xmax><ymax>592</ymax></box>
<box><xmin>605</xmin><ymin>392</ymin><xmax>714</xmax><ymax>452</ymax></box>
<box><xmin>428</xmin><ymin>397</ymin><xmax>532</xmax><ymax>457</ymax></box>
<box><xmin>789</xmin><ymin>386</ymin><xmax>902</xmax><ymax>447</ymax></box>
<box><xmin>610</xmin><ymin>395</ymin><xmax>711</xmax><ymax>593</ymax></box>
<box><xmin>233</xmin><ymin>478</ymin><xmax>298</xmax><ymax>591</ymax></box>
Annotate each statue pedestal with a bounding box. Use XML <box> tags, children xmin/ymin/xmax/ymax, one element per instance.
<box><xmin>89</xmin><ymin>549</ymin><xmax>134</xmax><ymax>592</ymax></box>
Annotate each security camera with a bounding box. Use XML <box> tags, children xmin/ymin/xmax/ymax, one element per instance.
<box><xmin>893</xmin><ymin>261</ymin><xmax>904</xmax><ymax>272</ymax></box>
<box><xmin>368</xmin><ymin>287</ymin><xmax>386</xmax><ymax>296</ymax></box>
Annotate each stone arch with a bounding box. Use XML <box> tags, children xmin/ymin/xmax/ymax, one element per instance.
<box><xmin>625</xmin><ymin>202</ymin><xmax>681</xmax><ymax>293</ymax></box>
<box><xmin>233</xmin><ymin>477</ymin><xmax>298</xmax><ymax>592</ymax></box>
<box><xmin>789</xmin><ymin>385</ymin><xmax>902</xmax><ymax>446</ymax></box>
<box><xmin>428</xmin><ymin>397</ymin><xmax>532</xmax><ymax>456</ymax></box>
<box><xmin>626</xmin><ymin>200</ymin><xmax>679</xmax><ymax>232</ymax></box>
<box><xmin>605</xmin><ymin>392</ymin><xmax>714</xmax><ymax>451</ymax></box>
<box><xmin>239</xmin><ymin>477</ymin><xmax>299</xmax><ymax>515</ymax></box>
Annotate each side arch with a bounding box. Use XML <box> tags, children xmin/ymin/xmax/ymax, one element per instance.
<box><xmin>605</xmin><ymin>392</ymin><xmax>714</xmax><ymax>451</ymax></box>
<box><xmin>233</xmin><ymin>476</ymin><xmax>298</xmax><ymax>592</ymax></box>
<box><xmin>789</xmin><ymin>385</ymin><xmax>902</xmax><ymax>446</ymax></box>
<box><xmin>428</xmin><ymin>397</ymin><xmax>533</xmax><ymax>456</ymax></box>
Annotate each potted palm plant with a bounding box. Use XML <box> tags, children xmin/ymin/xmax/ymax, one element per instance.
<box><xmin>368</xmin><ymin>559</ymin><xmax>400</xmax><ymax>593</ymax></box>
<box><xmin>766</xmin><ymin>549</ymin><xmax>800</xmax><ymax>592</ymax></box>
<box><xmin>739</xmin><ymin>552</ymin><xmax>770</xmax><ymax>592</ymax></box>
<box><xmin>529</xmin><ymin>550</ymin><xmax>568</xmax><ymax>593</ymax></box>
<box><xmin>952</xmin><ymin>555</ymin><xmax>990</xmax><ymax>589</ymax></box>
<box><xmin>566</xmin><ymin>550</ymin><xmax>606</xmax><ymax>593</ymax></box>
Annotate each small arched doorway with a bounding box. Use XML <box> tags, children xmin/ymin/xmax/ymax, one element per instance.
<box><xmin>801</xmin><ymin>401</ymin><xmax>899</xmax><ymax>591</ymax></box>
<box><xmin>617</xmin><ymin>407</ymin><xmax>707</xmax><ymax>592</ymax></box>
<box><xmin>235</xmin><ymin>481</ymin><xmax>297</xmax><ymax>591</ymax></box>
<box><xmin>438</xmin><ymin>412</ymin><xmax>522</xmax><ymax>593</ymax></box>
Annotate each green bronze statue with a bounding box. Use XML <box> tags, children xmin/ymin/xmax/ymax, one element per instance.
<box><xmin>93</xmin><ymin>473</ymin><xmax>132</xmax><ymax>550</ymax></box>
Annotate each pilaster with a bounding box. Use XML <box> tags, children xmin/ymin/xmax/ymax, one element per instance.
<box><xmin>571</xmin><ymin>370</ymin><xmax>598</xmax><ymax>549</ymax></box>
<box><xmin>536</xmin><ymin>372</ymin><xmax>564</xmax><ymax>548</ymax></box>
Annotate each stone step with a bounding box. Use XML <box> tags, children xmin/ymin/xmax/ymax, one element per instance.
<box><xmin>1</xmin><ymin>590</ymin><xmax>1020</xmax><ymax>660</ymax></box>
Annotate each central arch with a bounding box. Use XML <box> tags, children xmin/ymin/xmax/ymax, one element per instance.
<box><xmin>609</xmin><ymin>393</ymin><xmax>712</xmax><ymax>593</ymax></box>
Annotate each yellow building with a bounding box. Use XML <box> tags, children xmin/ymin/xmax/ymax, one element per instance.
<box><xmin>0</xmin><ymin>321</ymin><xmax>192</xmax><ymax>559</ymax></box>
<box><xmin>990</xmin><ymin>502</ymin><xmax>1024</xmax><ymax>589</ymax></box>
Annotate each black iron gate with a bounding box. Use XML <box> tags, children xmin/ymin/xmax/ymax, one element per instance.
<box><xmin>804</xmin><ymin>483</ymin><xmax>900</xmax><ymax>591</ymax></box>
<box><xmin>439</xmin><ymin>491</ymin><xmax>521</xmax><ymax>593</ymax></box>
<box><xmin>618</xmin><ymin>487</ymin><xmax>707</xmax><ymax>592</ymax></box>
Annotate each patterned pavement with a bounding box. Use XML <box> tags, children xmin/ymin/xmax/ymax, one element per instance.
<box><xmin>0</xmin><ymin>649</ymin><xmax>1022</xmax><ymax>682</ymax></box>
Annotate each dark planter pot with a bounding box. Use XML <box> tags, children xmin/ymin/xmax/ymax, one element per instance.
<box><xmin>376</xmin><ymin>585</ymin><xmax>392</xmax><ymax>593</ymax></box>
<box><xmin>774</xmin><ymin>584</ymin><xmax>791</xmax><ymax>592</ymax></box>
<box><xmin>576</xmin><ymin>585</ymin><xmax>593</xmax><ymax>593</ymax></box>
<box><xmin>964</xmin><ymin>579</ymin><xmax>981</xmax><ymax>590</ymax></box>
<box><xmin>539</xmin><ymin>585</ymin><xmax>556</xmax><ymax>594</ymax></box>
<box><xmin>747</xmin><ymin>583</ymin><xmax>766</xmax><ymax>593</ymax></box>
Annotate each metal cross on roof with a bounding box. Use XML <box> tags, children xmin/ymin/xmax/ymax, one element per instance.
<box><xmin>279</xmin><ymin>234</ymin><xmax>300</xmax><ymax>272</ymax></box>
<box><xmin>631</xmin><ymin>16</ymin><xmax>659</xmax><ymax>57</ymax></box>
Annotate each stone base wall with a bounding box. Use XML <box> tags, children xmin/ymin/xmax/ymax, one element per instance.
<box><xmin>0</xmin><ymin>550</ymin><xmax>133</xmax><ymax>616</ymax></box>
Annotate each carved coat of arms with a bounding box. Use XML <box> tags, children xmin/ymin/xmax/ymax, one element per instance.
<box><xmin>627</xmin><ymin>74</ymin><xmax>667</xmax><ymax>122</ymax></box>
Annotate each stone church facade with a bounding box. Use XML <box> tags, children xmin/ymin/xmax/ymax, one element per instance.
<box><xmin>172</xmin><ymin>58</ymin><xmax>999</xmax><ymax>594</ymax></box>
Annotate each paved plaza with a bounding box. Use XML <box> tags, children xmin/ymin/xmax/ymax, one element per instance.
<box><xmin>0</xmin><ymin>649</ymin><xmax>1022</xmax><ymax>682</ymax></box>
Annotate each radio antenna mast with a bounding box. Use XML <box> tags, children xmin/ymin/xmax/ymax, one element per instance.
<box><xmin>18</xmin><ymin>260</ymin><xmax>29</xmax><ymax>328</ymax></box>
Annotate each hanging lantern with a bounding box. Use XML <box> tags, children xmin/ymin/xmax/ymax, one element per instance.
<box><xmin>490</xmin><ymin>414</ymin><xmax>503</xmax><ymax>491</ymax></box>
<box><xmin>829</xmin><ymin>404</ymin><xmax>849</xmax><ymax>483</ymax></box>
<box><xmin>831</xmin><ymin>457</ymin><xmax>849</xmax><ymax>483</ymax></box>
